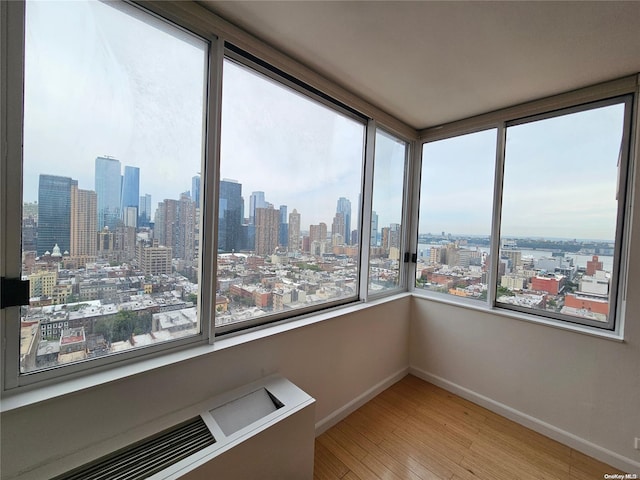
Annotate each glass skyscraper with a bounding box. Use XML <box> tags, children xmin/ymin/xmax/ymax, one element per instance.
<box><xmin>191</xmin><ymin>174</ymin><xmax>201</xmax><ymax>207</ymax></box>
<box><xmin>121</xmin><ymin>165</ymin><xmax>140</xmax><ymax>215</ymax></box>
<box><xmin>37</xmin><ymin>174</ymin><xmax>77</xmax><ymax>256</ymax></box>
<box><xmin>218</xmin><ymin>179</ymin><xmax>243</xmax><ymax>252</ymax></box>
<box><xmin>95</xmin><ymin>156</ymin><xmax>122</xmax><ymax>231</ymax></box>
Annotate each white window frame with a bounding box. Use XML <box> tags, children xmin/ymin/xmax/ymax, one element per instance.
<box><xmin>414</xmin><ymin>76</ymin><xmax>638</xmax><ymax>335</ymax></box>
<box><xmin>363</xmin><ymin>125</ymin><xmax>414</xmax><ymax>301</ymax></box>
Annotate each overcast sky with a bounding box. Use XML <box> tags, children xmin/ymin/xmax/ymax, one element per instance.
<box><xmin>24</xmin><ymin>0</ymin><xmax>206</xmax><ymax>211</ymax></box>
<box><xmin>419</xmin><ymin>104</ymin><xmax>625</xmax><ymax>241</ymax></box>
<box><xmin>24</xmin><ymin>1</ymin><xmax>624</xmax><ymax>242</ymax></box>
<box><xmin>23</xmin><ymin>0</ymin><xmax>378</xmax><ymax>234</ymax></box>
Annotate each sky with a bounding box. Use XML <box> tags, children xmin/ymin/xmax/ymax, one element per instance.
<box><xmin>23</xmin><ymin>0</ymin><xmax>406</xmax><ymax>235</ymax></box>
<box><xmin>24</xmin><ymin>1</ymin><xmax>207</xmax><ymax>213</ymax></box>
<box><xmin>419</xmin><ymin>104</ymin><xmax>626</xmax><ymax>241</ymax></box>
<box><xmin>23</xmin><ymin>1</ymin><xmax>625</xmax><ymax>242</ymax></box>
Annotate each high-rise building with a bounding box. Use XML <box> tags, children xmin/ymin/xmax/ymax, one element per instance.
<box><xmin>192</xmin><ymin>175</ymin><xmax>201</xmax><ymax>207</ymax></box>
<box><xmin>371</xmin><ymin>211</ymin><xmax>378</xmax><ymax>246</ymax></box>
<box><xmin>249</xmin><ymin>191</ymin><xmax>266</xmax><ymax>225</ymax></box>
<box><xmin>176</xmin><ymin>193</ymin><xmax>196</xmax><ymax>262</ymax></box>
<box><xmin>154</xmin><ymin>199</ymin><xmax>179</xmax><ymax>250</ymax></box>
<box><xmin>70</xmin><ymin>184</ymin><xmax>97</xmax><ymax>261</ymax></box>
<box><xmin>336</xmin><ymin>197</ymin><xmax>352</xmax><ymax>245</ymax></box>
<box><xmin>154</xmin><ymin>195</ymin><xmax>196</xmax><ymax>261</ymax></box>
<box><xmin>139</xmin><ymin>194</ymin><xmax>152</xmax><ymax>227</ymax></box>
<box><xmin>332</xmin><ymin>212</ymin><xmax>345</xmax><ymax>243</ymax></box>
<box><xmin>137</xmin><ymin>240</ymin><xmax>172</xmax><ymax>276</ymax></box>
<box><xmin>279</xmin><ymin>205</ymin><xmax>288</xmax><ymax>248</ymax></box>
<box><xmin>218</xmin><ymin>179</ymin><xmax>243</xmax><ymax>252</ymax></box>
<box><xmin>255</xmin><ymin>206</ymin><xmax>279</xmax><ymax>255</ymax></box>
<box><xmin>95</xmin><ymin>156</ymin><xmax>122</xmax><ymax>231</ymax></box>
<box><xmin>389</xmin><ymin>223</ymin><xmax>401</xmax><ymax>249</ymax></box>
<box><xmin>288</xmin><ymin>209</ymin><xmax>300</xmax><ymax>253</ymax></box>
<box><xmin>37</xmin><ymin>174</ymin><xmax>77</xmax><ymax>256</ymax></box>
<box><xmin>121</xmin><ymin>166</ymin><xmax>139</xmax><ymax>225</ymax></box>
<box><xmin>309</xmin><ymin>222</ymin><xmax>327</xmax><ymax>255</ymax></box>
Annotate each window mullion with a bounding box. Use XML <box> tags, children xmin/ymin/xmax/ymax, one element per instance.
<box><xmin>488</xmin><ymin>123</ymin><xmax>507</xmax><ymax>308</ymax></box>
<box><xmin>398</xmin><ymin>138</ymin><xmax>415</xmax><ymax>291</ymax></box>
<box><xmin>2</xmin><ymin>0</ymin><xmax>26</xmax><ymax>391</ymax></box>
<box><xmin>359</xmin><ymin>119</ymin><xmax>376</xmax><ymax>302</ymax></box>
<box><xmin>203</xmin><ymin>35</ymin><xmax>224</xmax><ymax>343</ymax></box>
<box><xmin>406</xmin><ymin>139</ymin><xmax>422</xmax><ymax>293</ymax></box>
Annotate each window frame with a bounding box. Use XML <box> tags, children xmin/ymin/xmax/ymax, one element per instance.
<box><xmin>415</xmin><ymin>82</ymin><xmax>637</xmax><ymax>334</ymax></box>
<box><xmin>364</xmin><ymin>125</ymin><xmax>413</xmax><ymax>301</ymax></box>
<box><xmin>1</xmin><ymin>0</ymin><xmax>220</xmax><ymax>390</ymax></box>
<box><xmin>213</xmin><ymin>49</ymin><xmax>370</xmax><ymax>336</ymax></box>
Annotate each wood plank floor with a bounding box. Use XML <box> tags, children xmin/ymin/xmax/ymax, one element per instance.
<box><xmin>314</xmin><ymin>375</ymin><xmax>625</xmax><ymax>480</ymax></box>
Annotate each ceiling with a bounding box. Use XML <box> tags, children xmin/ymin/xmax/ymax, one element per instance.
<box><xmin>200</xmin><ymin>1</ymin><xmax>640</xmax><ymax>130</ymax></box>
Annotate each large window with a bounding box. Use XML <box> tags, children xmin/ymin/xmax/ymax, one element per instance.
<box><xmin>15</xmin><ymin>0</ymin><xmax>208</xmax><ymax>377</ymax></box>
<box><xmin>215</xmin><ymin>57</ymin><xmax>366</xmax><ymax>331</ymax></box>
<box><xmin>416</xmin><ymin>129</ymin><xmax>497</xmax><ymax>301</ymax></box>
<box><xmin>498</xmin><ymin>100</ymin><xmax>630</xmax><ymax>328</ymax></box>
<box><xmin>368</xmin><ymin>129</ymin><xmax>409</xmax><ymax>295</ymax></box>
<box><xmin>417</xmin><ymin>96</ymin><xmax>634</xmax><ymax>330</ymax></box>
<box><xmin>3</xmin><ymin>0</ymin><xmax>387</xmax><ymax>389</ymax></box>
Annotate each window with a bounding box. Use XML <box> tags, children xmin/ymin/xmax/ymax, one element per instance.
<box><xmin>498</xmin><ymin>99</ymin><xmax>630</xmax><ymax>329</ymax></box>
<box><xmin>12</xmin><ymin>0</ymin><xmax>209</xmax><ymax>380</ymax></box>
<box><xmin>215</xmin><ymin>57</ymin><xmax>366</xmax><ymax>332</ymax></box>
<box><xmin>3</xmin><ymin>0</ymin><xmax>392</xmax><ymax>389</ymax></box>
<box><xmin>416</xmin><ymin>129</ymin><xmax>497</xmax><ymax>301</ymax></box>
<box><xmin>368</xmin><ymin>129</ymin><xmax>409</xmax><ymax>295</ymax></box>
<box><xmin>417</xmin><ymin>95</ymin><xmax>634</xmax><ymax>331</ymax></box>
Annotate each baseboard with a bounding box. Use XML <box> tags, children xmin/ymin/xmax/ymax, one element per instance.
<box><xmin>314</xmin><ymin>366</ymin><xmax>409</xmax><ymax>436</ymax></box>
<box><xmin>409</xmin><ymin>366</ymin><xmax>640</xmax><ymax>474</ymax></box>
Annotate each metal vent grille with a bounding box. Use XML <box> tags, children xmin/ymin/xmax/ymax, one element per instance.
<box><xmin>55</xmin><ymin>417</ymin><xmax>215</xmax><ymax>480</ymax></box>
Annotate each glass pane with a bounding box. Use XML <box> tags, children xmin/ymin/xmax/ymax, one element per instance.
<box><xmin>416</xmin><ymin>129</ymin><xmax>497</xmax><ymax>300</ymax></box>
<box><xmin>21</xmin><ymin>0</ymin><xmax>207</xmax><ymax>373</ymax></box>
<box><xmin>368</xmin><ymin>130</ymin><xmax>407</xmax><ymax>295</ymax></box>
<box><xmin>216</xmin><ymin>59</ymin><xmax>365</xmax><ymax>328</ymax></box>
<box><xmin>499</xmin><ymin>103</ymin><xmax>625</xmax><ymax>324</ymax></box>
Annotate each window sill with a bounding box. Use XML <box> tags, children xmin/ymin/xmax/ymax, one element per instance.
<box><xmin>0</xmin><ymin>292</ymin><xmax>411</xmax><ymax>413</ymax></box>
<box><xmin>411</xmin><ymin>290</ymin><xmax>625</xmax><ymax>342</ymax></box>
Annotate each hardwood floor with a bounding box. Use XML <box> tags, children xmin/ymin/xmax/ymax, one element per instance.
<box><xmin>314</xmin><ymin>375</ymin><xmax>624</xmax><ymax>480</ymax></box>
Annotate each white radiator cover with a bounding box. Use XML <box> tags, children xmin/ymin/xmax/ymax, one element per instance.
<box><xmin>152</xmin><ymin>375</ymin><xmax>316</xmax><ymax>480</ymax></box>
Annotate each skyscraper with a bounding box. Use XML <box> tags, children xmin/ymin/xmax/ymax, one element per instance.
<box><xmin>192</xmin><ymin>174</ymin><xmax>201</xmax><ymax>207</ymax></box>
<box><xmin>371</xmin><ymin>211</ymin><xmax>379</xmax><ymax>246</ymax></box>
<box><xmin>332</xmin><ymin>212</ymin><xmax>345</xmax><ymax>244</ymax></box>
<box><xmin>121</xmin><ymin>165</ymin><xmax>140</xmax><ymax>225</ymax></box>
<box><xmin>95</xmin><ymin>156</ymin><xmax>122</xmax><ymax>231</ymax></box>
<box><xmin>309</xmin><ymin>222</ymin><xmax>327</xmax><ymax>253</ymax></box>
<box><xmin>255</xmin><ymin>206</ymin><xmax>279</xmax><ymax>256</ymax></box>
<box><xmin>279</xmin><ymin>205</ymin><xmax>288</xmax><ymax>248</ymax></box>
<box><xmin>249</xmin><ymin>191</ymin><xmax>266</xmax><ymax>225</ymax></box>
<box><xmin>37</xmin><ymin>174</ymin><xmax>77</xmax><ymax>256</ymax></box>
<box><xmin>138</xmin><ymin>194</ymin><xmax>152</xmax><ymax>227</ymax></box>
<box><xmin>70</xmin><ymin>184</ymin><xmax>97</xmax><ymax>260</ymax></box>
<box><xmin>154</xmin><ymin>199</ymin><xmax>179</xmax><ymax>249</ymax></box>
<box><xmin>288</xmin><ymin>209</ymin><xmax>300</xmax><ymax>253</ymax></box>
<box><xmin>218</xmin><ymin>179</ymin><xmax>243</xmax><ymax>252</ymax></box>
<box><xmin>336</xmin><ymin>197</ymin><xmax>352</xmax><ymax>245</ymax></box>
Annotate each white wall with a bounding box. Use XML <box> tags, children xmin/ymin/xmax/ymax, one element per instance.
<box><xmin>0</xmin><ymin>297</ymin><xmax>410</xmax><ymax>479</ymax></box>
<box><xmin>410</xmin><ymin>157</ymin><xmax>640</xmax><ymax>472</ymax></box>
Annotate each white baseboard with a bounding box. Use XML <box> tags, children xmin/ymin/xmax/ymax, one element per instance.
<box><xmin>409</xmin><ymin>366</ymin><xmax>640</xmax><ymax>474</ymax></box>
<box><xmin>314</xmin><ymin>367</ymin><xmax>409</xmax><ymax>436</ymax></box>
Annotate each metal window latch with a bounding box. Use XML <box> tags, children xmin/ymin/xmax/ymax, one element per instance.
<box><xmin>1</xmin><ymin>277</ymin><xmax>30</xmax><ymax>309</ymax></box>
<box><xmin>403</xmin><ymin>253</ymin><xmax>417</xmax><ymax>263</ymax></box>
